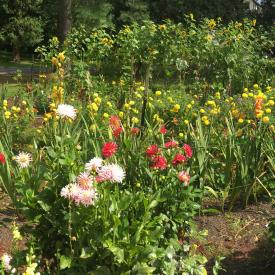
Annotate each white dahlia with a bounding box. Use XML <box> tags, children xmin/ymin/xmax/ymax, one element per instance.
<box><xmin>56</xmin><ymin>104</ymin><xmax>77</xmax><ymax>120</ymax></box>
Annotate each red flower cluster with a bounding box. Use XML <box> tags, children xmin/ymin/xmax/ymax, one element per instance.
<box><xmin>0</xmin><ymin>153</ymin><xmax>6</xmax><ymax>165</ymax></box>
<box><xmin>102</xmin><ymin>142</ymin><xmax>118</xmax><ymax>158</ymax></box>
<box><xmin>131</xmin><ymin>127</ymin><xmax>140</xmax><ymax>135</ymax></box>
<box><xmin>146</xmin><ymin>141</ymin><xmax>193</xmax><ymax>170</ymax></box>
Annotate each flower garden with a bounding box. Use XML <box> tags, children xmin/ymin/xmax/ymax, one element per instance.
<box><xmin>0</xmin><ymin>18</ymin><xmax>274</xmax><ymax>274</ymax></box>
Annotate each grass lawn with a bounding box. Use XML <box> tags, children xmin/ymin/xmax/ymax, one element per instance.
<box><xmin>0</xmin><ymin>50</ymin><xmax>39</xmax><ymax>68</ymax></box>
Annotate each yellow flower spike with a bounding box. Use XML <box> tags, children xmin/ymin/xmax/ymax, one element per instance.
<box><xmin>155</xmin><ymin>91</ymin><xmax>162</xmax><ymax>96</ymax></box>
<box><xmin>57</xmin><ymin>51</ymin><xmax>65</xmax><ymax>62</ymax></box>
<box><xmin>91</xmin><ymin>103</ymin><xmax>98</xmax><ymax>112</ymax></box>
<box><xmin>262</xmin><ymin>116</ymin><xmax>269</xmax><ymax>123</ymax></box>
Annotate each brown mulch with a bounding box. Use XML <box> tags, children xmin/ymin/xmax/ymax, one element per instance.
<box><xmin>196</xmin><ymin>202</ymin><xmax>275</xmax><ymax>275</ymax></box>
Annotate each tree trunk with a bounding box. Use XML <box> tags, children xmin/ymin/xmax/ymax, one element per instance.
<box><xmin>13</xmin><ymin>44</ymin><xmax>21</xmax><ymax>62</ymax></box>
<box><xmin>58</xmin><ymin>0</ymin><xmax>72</xmax><ymax>43</ymax></box>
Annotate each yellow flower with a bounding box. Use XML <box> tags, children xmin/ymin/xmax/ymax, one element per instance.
<box><xmin>91</xmin><ymin>103</ymin><xmax>98</xmax><ymax>112</ymax></box>
<box><xmin>4</xmin><ymin>111</ymin><xmax>11</xmax><ymax>118</ymax></box>
<box><xmin>171</xmin><ymin>104</ymin><xmax>180</xmax><ymax>112</ymax></box>
<box><xmin>155</xmin><ymin>90</ymin><xmax>162</xmax><ymax>96</ymax></box>
<box><xmin>242</xmin><ymin>93</ymin><xmax>248</xmax><ymax>99</ymax></box>
<box><xmin>243</xmin><ymin>88</ymin><xmax>248</xmax><ymax>92</ymax></box>
<box><xmin>129</xmin><ymin>100</ymin><xmax>135</xmax><ymax>106</ymax></box>
<box><xmin>107</xmin><ymin>101</ymin><xmax>112</xmax><ymax>107</ymax></box>
<box><xmin>12</xmin><ymin>227</ymin><xmax>22</xmax><ymax>241</ymax></box>
<box><xmin>94</xmin><ymin>97</ymin><xmax>102</xmax><ymax>104</ymax></box>
<box><xmin>131</xmin><ymin>117</ymin><xmax>139</xmax><ymax>124</ymax></box>
<box><xmin>238</xmin><ymin>118</ymin><xmax>244</xmax><ymax>124</ymax></box>
<box><xmin>253</xmin><ymin>84</ymin><xmax>259</xmax><ymax>89</ymax></box>
<box><xmin>103</xmin><ymin>113</ymin><xmax>109</xmax><ymax>118</ymax></box>
<box><xmin>200</xmin><ymin>108</ymin><xmax>205</xmax><ymax>114</ymax></box>
<box><xmin>262</xmin><ymin>116</ymin><xmax>269</xmax><ymax>123</ymax></box>
<box><xmin>119</xmin><ymin>111</ymin><xmax>124</xmax><ymax>118</ymax></box>
<box><xmin>3</xmin><ymin>99</ymin><xmax>8</xmax><ymax>106</ymax></box>
<box><xmin>57</xmin><ymin>51</ymin><xmax>65</xmax><ymax>62</ymax></box>
<box><xmin>265</xmin><ymin>108</ymin><xmax>271</xmax><ymax>114</ymax></box>
<box><xmin>202</xmin><ymin>116</ymin><xmax>208</xmax><ymax>121</ymax></box>
<box><xmin>268</xmin><ymin>100</ymin><xmax>274</xmax><ymax>106</ymax></box>
<box><xmin>248</xmin><ymin>93</ymin><xmax>254</xmax><ymax>97</ymax></box>
<box><xmin>208</xmin><ymin>19</ymin><xmax>216</xmax><ymax>29</ymax></box>
<box><xmin>184</xmin><ymin>119</ymin><xmax>189</xmax><ymax>125</ymax></box>
<box><xmin>124</xmin><ymin>103</ymin><xmax>130</xmax><ymax>109</ymax></box>
<box><xmin>187</xmin><ymin>104</ymin><xmax>192</xmax><ymax>109</ymax></box>
<box><xmin>179</xmin><ymin>132</ymin><xmax>184</xmax><ymax>138</ymax></box>
<box><xmin>22</xmin><ymin>100</ymin><xmax>27</xmax><ymax>105</ymax></box>
<box><xmin>204</xmin><ymin>120</ymin><xmax>210</xmax><ymax>126</ymax></box>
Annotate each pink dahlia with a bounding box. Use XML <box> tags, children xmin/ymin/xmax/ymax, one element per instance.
<box><xmin>146</xmin><ymin>144</ymin><xmax>160</xmax><ymax>158</ymax></box>
<box><xmin>85</xmin><ymin>157</ymin><xmax>103</xmax><ymax>172</ymax></box>
<box><xmin>96</xmin><ymin>164</ymin><xmax>125</xmax><ymax>183</ymax></box>
<box><xmin>164</xmin><ymin>140</ymin><xmax>179</xmax><ymax>149</ymax></box>
<box><xmin>178</xmin><ymin>171</ymin><xmax>190</xmax><ymax>186</ymax></box>
<box><xmin>76</xmin><ymin>172</ymin><xmax>94</xmax><ymax>189</ymax></box>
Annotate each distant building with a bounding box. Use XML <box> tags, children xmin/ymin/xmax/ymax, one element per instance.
<box><xmin>244</xmin><ymin>0</ymin><xmax>261</xmax><ymax>11</ymax></box>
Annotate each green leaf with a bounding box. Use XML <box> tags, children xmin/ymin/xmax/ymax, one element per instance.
<box><xmin>60</xmin><ymin>255</ymin><xmax>72</xmax><ymax>270</ymax></box>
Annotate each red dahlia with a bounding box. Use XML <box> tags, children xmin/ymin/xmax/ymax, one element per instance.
<box><xmin>109</xmin><ymin>115</ymin><xmax>121</xmax><ymax>130</ymax></box>
<box><xmin>146</xmin><ymin>144</ymin><xmax>160</xmax><ymax>158</ymax></box>
<box><xmin>150</xmin><ymin>155</ymin><xmax>167</xmax><ymax>170</ymax></box>
<box><xmin>183</xmin><ymin>144</ymin><xmax>193</xmax><ymax>158</ymax></box>
<box><xmin>0</xmin><ymin>153</ymin><xmax>6</xmax><ymax>165</ymax></box>
<box><xmin>102</xmin><ymin>142</ymin><xmax>118</xmax><ymax>158</ymax></box>
<box><xmin>172</xmin><ymin>153</ymin><xmax>186</xmax><ymax>166</ymax></box>
<box><xmin>160</xmin><ymin>125</ymin><xmax>167</xmax><ymax>134</ymax></box>
<box><xmin>131</xmin><ymin>127</ymin><xmax>140</xmax><ymax>135</ymax></box>
<box><xmin>113</xmin><ymin>127</ymin><xmax>123</xmax><ymax>139</ymax></box>
<box><xmin>164</xmin><ymin>140</ymin><xmax>179</xmax><ymax>149</ymax></box>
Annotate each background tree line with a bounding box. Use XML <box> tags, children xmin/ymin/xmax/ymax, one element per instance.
<box><xmin>0</xmin><ymin>0</ymin><xmax>274</xmax><ymax>61</ymax></box>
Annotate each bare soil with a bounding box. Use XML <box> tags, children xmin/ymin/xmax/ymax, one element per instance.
<box><xmin>196</xmin><ymin>201</ymin><xmax>275</xmax><ymax>275</ymax></box>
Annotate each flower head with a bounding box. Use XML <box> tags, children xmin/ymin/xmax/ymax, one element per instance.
<box><xmin>150</xmin><ymin>155</ymin><xmax>167</xmax><ymax>170</ymax></box>
<box><xmin>131</xmin><ymin>127</ymin><xmax>140</xmax><ymax>135</ymax></box>
<box><xmin>160</xmin><ymin>125</ymin><xmax>167</xmax><ymax>134</ymax></box>
<box><xmin>178</xmin><ymin>171</ymin><xmax>190</xmax><ymax>186</ymax></box>
<box><xmin>102</xmin><ymin>142</ymin><xmax>118</xmax><ymax>158</ymax></box>
<box><xmin>76</xmin><ymin>172</ymin><xmax>94</xmax><ymax>189</ymax></box>
<box><xmin>57</xmin><ymin>104</ymin><xmax>77</xmax><ymax>120</ymax></box>
<box><xmin>15</xmin><ymin>152</ymin><xmax>32</xmax><ymax>168</ymax></box>
<box><xmin>1</xmin><ymin>253</ymin><xmax>12</xmax><ymax>271</ymax></box>
<box><xmin>113</xmin><ymin>127</ymin><xmax>123</xmax><ymax>139</ymax></box>
<box><xmin>109</xmin><ymin>115</ymin><xmax>121</xmax><ymax>130</ymax></box>
<box><xmin>0</xmin><ymin>152</ymin><xmax>6</xmax><ymax>165</ymax></box>
<box><xmin>96</xmin><ymin>164</ymin><xmax>125</xmax><ymax>183</ymax></box>
<box><xmin>172</xmin><ymin>153</ymin><xmax>186</xmax><ymax>166</ymax></box>
<box><xmin>61</xmin><ymin>183</ymin><xmax>97</xmax><ymax>206</ymax></box>
<box><xmin>85</xmin><ymin>157</ymin><xmax>103</xmax><ymax>172</ymax></box>
<box><xmin>165</xmin><ymin>140</ymin><xmax>179</xmax><ymax>149</ymax></box>
<box><xmin>183</xmin><ymin>144</ymin><xmax>193</xmax><ymax>158</ymax></box>
<box><xmin>146</xmin><ymin>144</ymin><xmax>160</xmax><ymax>158</ymax></box>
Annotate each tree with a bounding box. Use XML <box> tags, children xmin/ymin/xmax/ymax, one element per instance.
<box><xmin>73</xmin><ymin>0</ymin><xmax>114</xmax><ymax>29</ymax></box>
<box><xmin>58</xmin><ymin>0</ymin><xmax>72</xmax><ymax>42</ymax></box>
<box><xmin>0</xmin><ymin>0</ymin><xmax>44</xmax><ymax>61</ymax></box>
